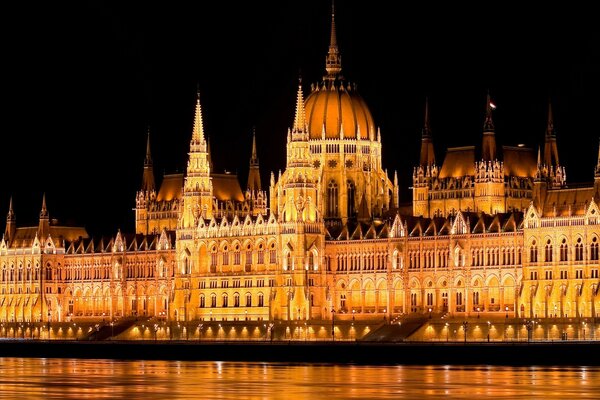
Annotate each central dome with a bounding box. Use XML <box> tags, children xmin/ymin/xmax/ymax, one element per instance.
<box><xmin>305</xmin><ymin>82</ymin><xmax>375</xmax><ymax>141</ymax></box>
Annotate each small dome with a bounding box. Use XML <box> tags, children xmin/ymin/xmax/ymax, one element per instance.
<box><xmin>305</xmin><ymin>82</ymin><xmax>375</xmax><ymax>140</ymax></box>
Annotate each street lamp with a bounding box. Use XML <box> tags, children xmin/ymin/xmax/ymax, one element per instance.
<box><xmin>445</xmin><ymin>322</ymin><xmax>449</xmax><ymax>342</ymax></box>
<box><xmin>462</xmin><ymin>321</ymin><xmax>468</xmax><ymax>343</ymax></box>
<box><xmin>487</xmin><ymin>321</ymin><xmax>491</xmax><ymax>342</ymax></box>
<box><xmin>505</xmin><ymin>306</ymin><xmax>509</xmax><ymax>319</ymax></box>
<box><xmin>198</xmin><ymin>323</ymin><xmax>203</xmax><ymax>342</ymax></box>
<box><xmin>477</xmin><ymin>307</ymin><xmax>480</xmax><ymax>318</ymax></box>
<box><xmin>583</xmin><ymin>322</ymin><xmax>586</xmax><ymax>341</ymax></box>
<box><xmin>352</xmin><ymin>309</ymin><xmax>355</xmax><ymax>321</ymax></box>
<box><xmin>428</xmin><ymin>308</ymin><xmax>432</xmax><ymax>319</ymax></box>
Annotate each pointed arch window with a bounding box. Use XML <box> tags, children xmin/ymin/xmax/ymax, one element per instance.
<box><xmin>530</xmin><ymin>241</ymin><xmax>538</xmax><ymax>263</ymax></box>
<box><xmin>591</xmin><ymin>237</ymin><xmax>599</xmax><ymax>261</ymax></box>
<box><xmin>545</xmin><ymin>240</ymin><xmax>553</xmax><ymax>263</ymax></box>
<box><xmin>575</xmin><ymin>238</ymin><xmax>584</xmax><ymax>261</ymax></box>
<box><xmin>327</xmin><ymin>180</ymin><xmax>339</xmax><ymax>217</ymax></box>
<box><xmin>559</xmin><ymin>238</ymin><xmax>568</xmax><ymax>262</ymax></box>
<box><xmin>347</xmin><ymin>180</ymin><xmax>356</xmax><ymax>217</ymax></box>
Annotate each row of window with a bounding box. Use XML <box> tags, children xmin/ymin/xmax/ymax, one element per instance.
<box><xmin>199</xmin><ymin>292</ymin><xmax>265</xmax><ymax>308</ymax></box>
<box><xmin>529</xmin><ymin>238</ymin><xmax>599</xmax><ymax>262</ymax></box>
<box><xmin>529</xmin><ymin>269</ymin><xmax>599</xmax><ymax>280</ymax></box>
<box><xmin>200</xmin><ymin>278</ymin><xmax>275</xmax><ymax>289</ymax></box>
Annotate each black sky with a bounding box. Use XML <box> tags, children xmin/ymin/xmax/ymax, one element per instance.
<box><xmin>1</xmin><ymin>1</ymin><xmax>598</xmax><ymax>236</ymax></box>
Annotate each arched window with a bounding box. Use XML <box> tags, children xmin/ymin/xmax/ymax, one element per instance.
<box><xmin>233</xmin><ymin>245</ymin><xmax>241</xmax><ymax>265</ymax></box>
<box><xmin>269</xmin><ymin>243</ymin><xmax>277</xmax><ymax>264</ymax></box>
<box><xmin>246</xmin><ymin>293</ymin><xmax>252</xmax><ymax>307</ymax></box>
<box><xmin>199</xmin><ymin>294</ymin><xmax>205</xmax><ymax>308</ymax></box>
<box><xmin>560</xmin><ymin>238</ymin><xmax>568</xmax><ymax>262</ymax></box>
<box><xmin>234</xmin><ymin>293</ymin><xmax>240</xmax><ymax>307</ymax></box>
<box><xmin>210</xmin><ymin>293</ymin><xmax>217</xmax><ymax>308</ymax></box>
<box><xmin>245</xmin><ymin>244</ymin><xmax>252</xmax><ymax>272</ymax></box>
<box><xmin>591</xmin><ymin>237</ymin><xmax>599</xmax><ymax>261</ymax></box>
<box><xmin>575</xmin><ymin>238</ymin><xmax>584</xmax><ymax>261</ymax></box>
<box><xmin>327</xmin><ymin>180</ymin><xmax>339</xmax><ymax>217</ymax></box>
<box><xmin>222</xmin><ymin>245</ymin><xmax>229</xmax><ymax>265</ymax></box>
<box><xmin>183</xmin><ymin>257</ymin><xmax>191</xmax><ymax>275</ymax></box>
<box><xmin>530</xmin><ymin>240</ymin><xmax>538</xmax><ymax>263</ymax></box>
<box><xmin>222</xmin><ymin>293</ymin><xmax>228</xmax><ymax>308</ymax></box>
<box><xmin>45</xmin><ymin>263</ymin><xmax>52</xmax><ymax>280</ymax></box>
<box><xmin>258</xmin><ymin>293</ymin><xmax>264</xmax><ymax>307</ymax></box>
<box><xmin>545</xmin><ymin>240</ymin><xmax>553</xmax><ymax>263</ymax></box>
<box><xmin>257</xmin><ymin>243</ymin><xmax>265</xmax><ymax>264</ymax></box>
<box><xmin>347</xmin><ymin>180</ymin><xmax>356</xmax><ymax>217</ymax></box>
<box><xmin>210</xmin><ymin>245</ymin><xmax>218</xmax><ymax>273</ymax></box>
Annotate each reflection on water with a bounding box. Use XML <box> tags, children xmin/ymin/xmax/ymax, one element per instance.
<box><xmin>0</xmin><ymin>358</ymin><xmax>598</xmax><ymax>399</ymax></box>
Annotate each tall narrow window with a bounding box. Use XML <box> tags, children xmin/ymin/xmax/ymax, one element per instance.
<box><xmin>575</xmin><ymin>238</ymin><xmax>584</xmax><ymax>261</ymax></box>
<box><xmin>591</xmin><ymin>237</ymin><xmax>599</xmax><ymax>261</ymax></box>
<box><xmin>327</xmin><ymin>180</ymin><xmax>339</xmax><ymax>217</ymax></box>
<box><xmin>559</xmin><ymin>239</ymin><xmax>568</xmax><ymax>262</ymax></box>
<box><xmin>545</xmin><ymin>240</ymin><xmax>553</xmax><ymax>263</ymax></box>
<box><xmin>347</xmin><ymin>180</ymin><xmax>356</xmax><ymax>217</ymax></box>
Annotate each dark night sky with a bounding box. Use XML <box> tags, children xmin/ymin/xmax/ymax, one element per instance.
<box><xmin>1</xmin><ymin>1</ymin><xmax>598</xmax><ymax>236</ymax></box>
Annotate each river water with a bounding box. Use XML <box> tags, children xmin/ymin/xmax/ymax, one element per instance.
<box><xmin>0</xmin><ymin>358</ymin><xmax>598</xmax><ymax>399</ymax></box>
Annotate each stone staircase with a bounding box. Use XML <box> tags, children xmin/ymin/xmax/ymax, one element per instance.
<box><xmin>359</xmin><ymin>317</ymin><xmax>428</xmax><ymax>342</ymax></box>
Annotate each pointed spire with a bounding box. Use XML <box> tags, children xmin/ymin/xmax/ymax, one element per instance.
<box><xmin>419</xmin><ymin>97</ymin><xmax>436</xmax><ymax>166</ymax></box>
<box><xmin>537</xmin><ymin>146</ymin><xmax>541</xmax><ymax>166</ymax></box>
<box><xmin>546</xmin><ymin>99</ymin><xmax>555</xmax><ymax>138</ymax></box>
<box><xmin>292</xmin><ymin>78</ymin><xmax>306</xmax><ymax>134</ymax></box>
<box><xmin>7</xmin><ymin>196</ymin><xmax>14</xmax><ymax>221</ymax></box>
<box><xmin>192</xmin><ymin>90</ymin><xmax>206</xmax><ymax>144</ymax></box>
<box><xmin>144</xmin><ymin>128</ymin><xmax>153</xmax><ymax>167</ymax></box>
<box><xmin>483</xmin><ymin>92</ymin><xmax>495</xmax><ymax>132</ymax></box>
<box><xmin>40</xmin><ymin>193</ymin><xmax>48</xmax><ymax>219</ymax></box>
<box><xmin>250</xmin><ymin>128</ymin><xmax>258</xmax><ymax>165</ymax></box>
<box><xmin>595</xmin><ymin>139</ymin><xmax>600</xmax><ymax>177</ymax></box>
<box><xmin>4</xmin><ymin>196</ymin><xmax>16</xmax><ymax>244</ymax></box>
<box><xmin>482</xmin><ymin>91</ymin><xmax>497</xmax><ymax>161</ymax></box>
<box><xmin>247</xmin><ymin>129</ymin><xmax>261</xmax><ymax>192</ymax></box>
<box><xmin>324</xmin><ymin>0</ymin><xmax>342</xmax><ymax>80</ymax></box>
<box><xmin>141</xmin><ymin>130</ymin><xmax>156</xmax><ymax>192</ymax></box>
<box><xmin>422</xmin><ymin>97</ymin><xmax>432</xmax><ymax>138</ymax></box>
<box><xmin>543</xmin><ymin>99</ymin><xmax>560</xmax><ymax>166</ymax></box>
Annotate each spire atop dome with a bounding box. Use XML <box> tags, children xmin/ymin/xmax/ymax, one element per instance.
<box><xmin>324</xmin><ymin>0</ymin><xmax>342</xmax><ymax>80</ymax></box>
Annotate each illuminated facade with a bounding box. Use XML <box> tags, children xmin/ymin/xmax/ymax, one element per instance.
<box><xmin>0</xmin><ymin>7</ymin><xmax>598</xmax><ymax>326</ymax></box>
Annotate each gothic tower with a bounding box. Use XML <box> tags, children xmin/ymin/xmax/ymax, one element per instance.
<box><xmin>4</xmin><ymin>196</ymin><xmax>16</xmax><ymax>244</ymax></box>
<box><xmin>413</xmin><ymin>97</ymin><xmax>438</xmax><ymax>217</ymax></box>
<box><xmin>246</xmin><ymin>129</ymin><xmax>266</xmax><ymax>216</ymax></box>
<box><xmin>136</xmin><ymin>131</ymin><xmax>157</xmax><ymax>235</ymax></box>
<box><xmin>474</xmin><ymin>93</ymin><xmax>505</xmax><ymax>214</ymax></box>
<box><xmin>174</xmin><ymin>92</ymin><xmax>214</xmax><ymax>322</ymax></box>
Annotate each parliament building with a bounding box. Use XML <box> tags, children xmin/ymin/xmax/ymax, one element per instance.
<box><xmin>1</xmin><ymin>8</ymin><xmax>598</xmax><ymax>329</ymax></box>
